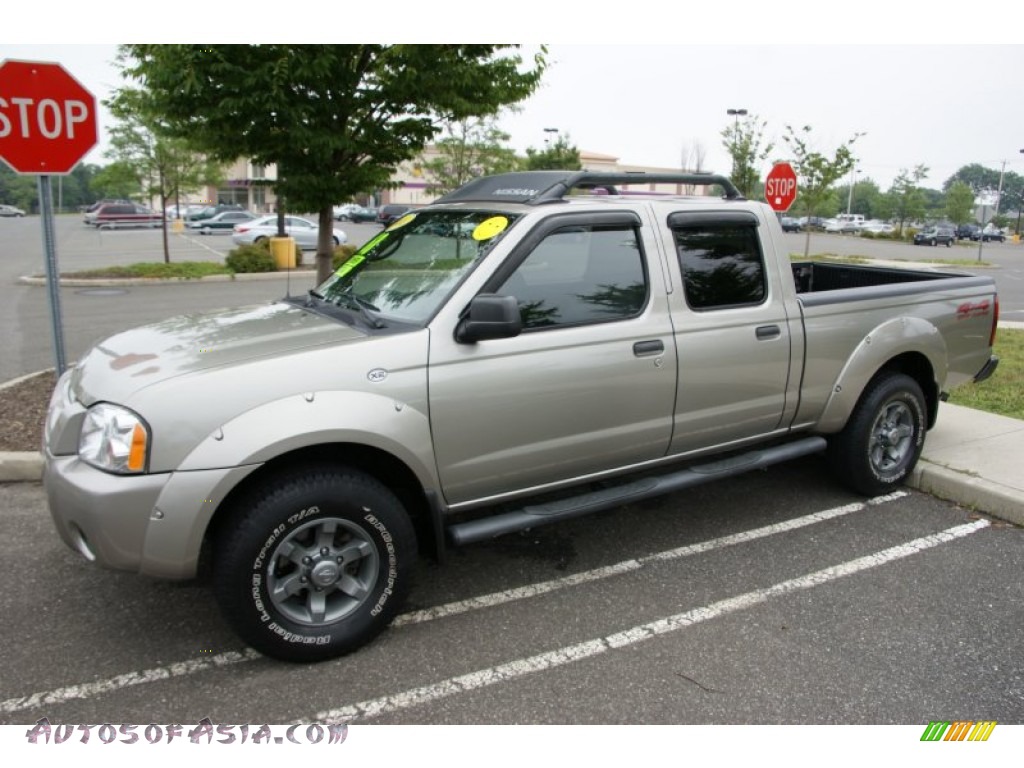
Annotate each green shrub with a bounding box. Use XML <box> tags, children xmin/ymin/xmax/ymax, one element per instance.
<box><xmin>332</xmin><ymin>244</ymin><xmax>359</xmax><ymax>270</ymax></box>
<box><xmin>226</xmin><ymin>244</ymin><xmax>277</xmax><ymax>273</ymax></box>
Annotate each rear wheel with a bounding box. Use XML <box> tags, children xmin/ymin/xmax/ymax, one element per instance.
<box><xmin>213</xmin><ymin>466</ymin><xmax>416</xmax><ymax>662</ymax></box>
<box><xmin>946</xmin><ymin>238</ymin><xmax>952</xmax><ymax>247</ymax></box>
<box><xmin>829</xmin><ymin>372</ymin><xmax>927</xmax><ymax>496</ymax></box>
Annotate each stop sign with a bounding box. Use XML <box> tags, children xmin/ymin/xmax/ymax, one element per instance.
<box><xmin>765</xmin><ymin>162</ymin><xmax>798</xmax><ymax>212</ymax></box>
<box><xmin>0</xmin><ymin>59</ymin><xmax>97</xmax><ymax>175</ymax></box>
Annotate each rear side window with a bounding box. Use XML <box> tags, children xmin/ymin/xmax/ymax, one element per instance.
<box><xmin>672</xmin><ymin>222</ymin><xmax>766</xmax><ymax>310</ymax></box>
<box><xmin>497</xmin><ymin>224</ymin><xmax>647</xmax><ymax>330</ymax></box>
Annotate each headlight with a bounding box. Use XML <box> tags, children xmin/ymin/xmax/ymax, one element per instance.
<box><xmin>79</xmin><ymin>403</ymin><xmax>150</xmax><ymax>474</ymax></box>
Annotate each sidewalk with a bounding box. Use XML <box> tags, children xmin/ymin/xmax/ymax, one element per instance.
<box><xmin>2</xmin><ymin>336</ymin><xmax>1022</xmax><ymax>527</ymax></box>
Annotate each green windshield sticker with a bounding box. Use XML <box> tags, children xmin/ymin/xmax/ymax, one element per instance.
<box><xmin>356</xmin><ymin>232</ymin><xmax>388</xmax><ymax>255</ymax></box>
<box><xmin>335</xmin><ymin>254</ymin><xmax>365</xmax><ymax>278</ymax></box>
<box><xmin>472</xmin><ymin>216</ymin><xmax>509</xmax><ymax>241</ymax></box>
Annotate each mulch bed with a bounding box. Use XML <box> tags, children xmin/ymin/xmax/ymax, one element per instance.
<box><xmin>0</xmin><ymin>371</ymin><xmax>56</xmax><ymax>452</ymax></box>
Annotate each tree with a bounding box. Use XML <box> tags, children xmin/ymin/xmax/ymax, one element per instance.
<box><xmin>90</xmin><ymin>160</ymin><xmax>144</xmax><ymax>201</ymax></box>
<box><xmin>782</xmin><ymin>125</ymin><xmax>860</xmax><ymax>256</ymax></box>
<box><xmin>721</xmin><ymin>113</ymin><xmax>774</xmax><ymax>199</ymax></box>
<box><xmin>945</xmin><ymin>182</ymin><xmax>975</xmax><ymax>226</ymax></box>
<box><xmin>883</xmin><ymin>165</ymin><xmax>929</xmax><ymax>236</ymax></box>
<box><xmin>680</xmin><ymin>139</ymin><xmax>707</xmax><ymax>195</ymax></box>
<box><xmin>835</xmin><ymin>177</ymin><xmax>882</xmax><ymax>220</ymax></box>
<box><xmin>103</xmin><ymin>91</ymin><xmax>223</xmax><ymax>263</ymax></box>
<box><xmin>522</xmin><ymin>135</ymin><xmax>582</xmax><ymax>171</ymax></box>
<box><xmin>115</xmin><ymin>45</ymin><xmax>547</xmax><ymax>282</ymax></box>
<box><xmin>423</xmin><ymin>115</ymin><xmax>519</xmax><ymax>195</ymax></box>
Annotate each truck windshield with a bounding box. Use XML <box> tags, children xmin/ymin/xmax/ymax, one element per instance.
<box><xmin>316</xmin><ymin>209</ymin><xmax>518</xmax><ymax>325</ymax></box>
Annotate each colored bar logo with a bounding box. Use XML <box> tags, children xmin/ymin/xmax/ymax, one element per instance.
<box><xmin>920</xmin><ymin>721</ymin><xmax>997</xmax><ymax>741</ymax></box>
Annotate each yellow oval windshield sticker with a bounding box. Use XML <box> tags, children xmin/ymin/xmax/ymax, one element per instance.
<box><xmin>386</xmin><ymin>213</ymin><xmax>416</xmax><ymax>231</ymax></box>
<box><xmin>472</xmin><ymin>216</ymin><xmax>509</xmax><ymax>241</ymax></box>
<box><xmin>335</xmin><ymin>254</ymin><xmax>365</xmax><ymax>278</ymax></box>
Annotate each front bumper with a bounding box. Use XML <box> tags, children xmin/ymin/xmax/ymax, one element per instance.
<box><xmin>44</xmin><ymin>452</ymin><xmax>260</xmax><ymax>580</ymax></box>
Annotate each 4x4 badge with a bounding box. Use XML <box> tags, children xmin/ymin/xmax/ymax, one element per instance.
<box><xmin>367</xmin><ymin>368</ymin><xmax>388</xmax><ymax>383</ymax></box>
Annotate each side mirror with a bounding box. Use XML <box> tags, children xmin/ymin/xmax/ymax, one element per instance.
<box><xmin>455</xmin><ymin>294</ymin><xmax>522</xmax><ymax>343</ymax></box>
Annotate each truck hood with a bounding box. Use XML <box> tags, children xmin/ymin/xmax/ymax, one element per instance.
<box><xmin>71</xmin><ymin>301</ymin><xmax>364</xmax><ymax>406</ymax></box>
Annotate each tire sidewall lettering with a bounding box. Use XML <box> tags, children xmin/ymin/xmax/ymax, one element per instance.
<box><xmin>245</xmin><ymin>505</ymin><xmax>398</xmax><ymax>644</ymax></box>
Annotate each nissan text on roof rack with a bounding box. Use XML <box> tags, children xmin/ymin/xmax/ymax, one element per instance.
<box><xmin>43</xmin><ymin>170</ymin><xmax>999</xmax><ymax>662</ymax></box>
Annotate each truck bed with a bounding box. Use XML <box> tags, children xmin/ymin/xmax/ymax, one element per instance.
<box><xmin>791</xmin><ymin>261</ymin><xmax>959</xmax><ymax>294</ymax></box>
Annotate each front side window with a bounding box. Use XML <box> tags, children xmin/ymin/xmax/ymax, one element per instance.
<box><xmin>497</xmin><ymin>225</ymin><xmax>647</xmax><ymax>330</ymax></box>
<box><xmin>673</xmin><ymin>224</ymin><xmax>766</xmax><ymax>310</ymax></box>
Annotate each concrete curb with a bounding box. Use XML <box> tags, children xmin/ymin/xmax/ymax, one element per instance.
<box><xmin>909</xmin><ymin>460</ymin><xmax>1024</xmax><ymax>527</ymax></box>
<box><xmin>0</xmin><ymin>451</ymin><xmax>42</xmax><ymax>482</ymax></box>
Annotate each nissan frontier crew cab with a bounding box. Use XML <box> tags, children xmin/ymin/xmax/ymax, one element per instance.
<box><xmin>44</xmin><ymin>171</ymin><xmax>1000</xmax><ymax>662</ymax></box>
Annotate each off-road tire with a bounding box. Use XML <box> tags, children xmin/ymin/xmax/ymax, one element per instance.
<box><xmin>213</xmin><ymin>466</ymin><xmax>417</xmax><ymax>662</ymax></box>
<box><xmin>829</xmin><ymin>372</ymin><xmax>927</xmax><ymax>496</ymax></box>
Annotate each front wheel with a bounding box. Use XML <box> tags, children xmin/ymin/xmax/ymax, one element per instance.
<box><xmin>213</xmin><ymin>466</ymin><xmax>417</xmax><ymax>662</ymax></box>
<box><xmin>828</xmin><ymin>372</ymin><xmax>927</xmax><ymax>496</ymax></box>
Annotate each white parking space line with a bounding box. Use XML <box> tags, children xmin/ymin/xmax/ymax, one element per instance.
<box><xmin>0</xmin><ymin>491</ymin><xmax>905</xmax><ymax>716</ymax></box>
<box><xmin>0</xmin><ymin>650</ymin><xmax>261</xmax><ymax>716</ymax></box>
<box><xmin>176</xmin><ymin>232</ymin><xmax>225</xmax><ymax>257</ymax></box>
<box><xmin>315</xmin><ymin>519</ymin><xmax>990</xmax><ymax>724</ymax></box>
<box><xmin>394</xmin><ymin>492</ymin><xmax>908</xmax><ymax>626</ymax></box>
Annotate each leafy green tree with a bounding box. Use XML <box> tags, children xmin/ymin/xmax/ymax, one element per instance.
<box><xmin>721</xmin><ymin>113</ymin><xmax>774</xmax><ymax>199</ymax></box>
<box><xmin>115</xmin><ymin>44</ymin><xmax>547</xmax><ymax>282</ymax></box>
<box><xmin>882</xmin><ymin>165</ymin><xmax>929</xmax><ymax>235</ymax></box>
<box><xmin>103</xmin><ymin>91</ymin><xmax>223</xmax><ymax>263</ymax></box>
<box><xmin>782</xmin><ymin>124</ymin><xmax>860</xmax><ymax>256</ymax></box>
<box><xmin>90</xmin><ymin>160</ymin><xmax>144</xmax><ymax>201</ymax></box>
<box><xmin>424</xmin><ymin>115</ymin><xmax>519</xmax><ymax>195</ymax></box>
<box><xmin>0</xmin><ymin>164</ymin><xmax>41</xmax><ymax>212</ymax></box>
<box><xmin>835</xmin><ymin>177</ymin><xmax>883</xmax><ymax>220</ymax></box>
<box><xmin>945</xmin><ymin>181</ymin><xmax>975</xmax><ymax>226</ymax></box>
<box><xmin>522</xmin><ymin>135</ymin><xmax>582</xmax><ymax>171</ymax></box>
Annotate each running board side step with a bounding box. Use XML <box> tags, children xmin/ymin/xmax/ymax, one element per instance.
<box><xmin>446</xmin><ymin>437</ymin><xmax>828</xmax><ymax>546</ymax></box>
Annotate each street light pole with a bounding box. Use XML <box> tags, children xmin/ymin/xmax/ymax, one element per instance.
<box><xmin>726</xmin><ymin>108</ymin><xmax>747</xmax><ymax>182</ymax></box>
<box><xmin>846</xmin><ymin>166</ymin><xmax>859</xmax><ymax>216</ymax></box>
<box><xmin>543</xmin><ymin>127</ymin><xmax>559</xmax><ymax>146</ymax></box>
<box><xmin>1016</xmin><ymin>149</ymin><xmax>1024</xmax><ymax>236</ymax></box>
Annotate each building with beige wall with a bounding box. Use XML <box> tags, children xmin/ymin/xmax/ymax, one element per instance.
<box><xmin>187</xmin><ymin>149</ymin><xmax>707</xmax><ymax>212</ymax></box>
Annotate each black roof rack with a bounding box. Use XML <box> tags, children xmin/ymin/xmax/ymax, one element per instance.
<box><xmin>434</xmin><ymin>170</ymin><xmax>743</xmax><ymax>205</ymax></box>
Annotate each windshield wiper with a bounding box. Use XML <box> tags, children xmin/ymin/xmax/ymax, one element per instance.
<box><xmin>334</xmin><ymin>290</ymin><xmax>385</xmax><ymax>329</ymax></box>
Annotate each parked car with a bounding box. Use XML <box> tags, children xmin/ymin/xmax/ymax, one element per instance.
<box><xmin>981</xmin><ymin>226</ymin><xmax>1005</xmax><ymax>243</ymax></box>
<box><xmin>231</xmin><ymin>215</ymin><xmax>347</xmax><ymax>249</ymax></box>
<box><xmin>87</xmin><ymin>203</ymin><xmax>164</xmax><ymax>230</ymax></box>
<box><xmin>347</xmin><ymin>206</ymin><xmax>378</xmax><ymax>223</ymax></box>
<box><xmin>823</xmin><ymin>219</ymin><xmax>843</xmax><ymax>233</ymax></box>
<box><xmin>913</xmin><ymin>226</ymin><xmax>956</xmax><ymax>247</ymax></box>
<box><xmin>187</xmin><ymin>210</ymin><xmax>256</xmax><ymax>234</ymax></box>
<box><xmin>43</xmin><ymin>170</ymin><xmax>999</xmax><ymax>663</ymax></box>
<box><xmin>860</xmin><ymin>221</ymin><xmax>895</xmax><ymax>235</ymax></box>
<box><xmin>0</xmin><ymin>204</ymin><xmax>26</xmax><ymax>217</ymax></box>
<box><xmin>333</xmin><ymin>203</ymin><xmax>359</xmax><ymax>221</ymax></box>
<box><xmin>798</xmin><ymin>216</ymin><xmax>829</xmax><ymax>231</ymax></box>
<box><xmin>956</xmin><ymin>224</ymin><xmax>981</xmax><ymax>241</ymax></box>
<box><xmin>377</xmin><ymin>203</ymin><xmax>412</xmax><ymax>227</ymax></box>
<box><xmin>166</xmin><ymin>204</ymin><xmax>207</xmax><ymax>220</ymax></box>
<box><xmin>780</xmin><ymin>216</ymin><xmax>801</xmax><ymax>233</ymax></box>
<box><xmin>186</xmin><ymin>204</ymin><xmax>246</xmax><ymax>223</ymax></box>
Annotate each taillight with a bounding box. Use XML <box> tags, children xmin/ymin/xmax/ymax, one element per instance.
<box><xmin>235</xmin><ymin>226</ymin><xmax>250</xmax><ymax>233</ymax></box>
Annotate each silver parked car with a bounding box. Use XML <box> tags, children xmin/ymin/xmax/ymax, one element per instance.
<box><xmin>231</xmin><ymin>215</ymin><xmax>347</xmax><ymax>249</ymax></box>
<box><xmin>0</xmin><ymin>204</ymin><xmax>26</xmax><ymax>217</ymax></box>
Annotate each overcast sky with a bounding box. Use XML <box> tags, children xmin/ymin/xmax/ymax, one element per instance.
<box><xmin>3</xmin><ymin>35</ymin><xmax>1022</xmax><ymax>191</ymax></box>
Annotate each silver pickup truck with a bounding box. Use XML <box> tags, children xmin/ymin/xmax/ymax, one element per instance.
<box><xmin>43</xmin><ymin>171</ymin><xmax>999</xmax><ymax>662</ymax></box>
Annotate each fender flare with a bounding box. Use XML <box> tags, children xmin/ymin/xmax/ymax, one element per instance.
<box><xmin>816</xmin><ymin>316</ymin><xmax>947</xmax><ymax>433</ymax></box>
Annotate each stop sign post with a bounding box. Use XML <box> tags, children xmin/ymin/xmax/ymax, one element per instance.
<box><xmin>0</xmin><ymin>59</ymin><xmax>99</xmax><ymax>375</ymax></box>
<box><xmin>765</xmin><ymin>162</ymin><xmax>798</xmax><ymax>213</ymax></box>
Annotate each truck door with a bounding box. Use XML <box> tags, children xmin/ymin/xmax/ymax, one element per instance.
<box><xmin>665</xmin><ymin>211</ymin><xmax>793</xmax><ymax>453</ymax></box>
<box><xmin>428</xmin><ymin>211</ymin><xmax>677</xmax><ymax>506</ymax></box>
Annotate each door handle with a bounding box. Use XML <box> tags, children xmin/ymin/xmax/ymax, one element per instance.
<box><xmin>633</xmin><ymin>340</ymin><xmax>664</xmax><ymax>356</ymax></box>
<box><xmin>756</xmin><ymin>325</ymin><xmax>781</xmax><ymax>340</ymax></box>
